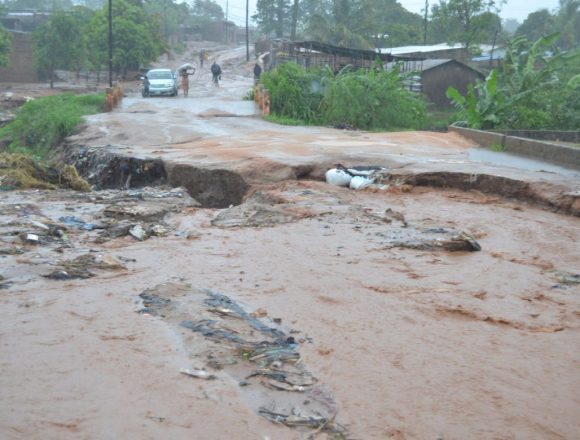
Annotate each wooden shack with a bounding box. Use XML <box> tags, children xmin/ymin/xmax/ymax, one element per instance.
<box><xmin>268</xmin><ymin>40</ymin><xmax>398</xmax><ymax>72</ymax></box>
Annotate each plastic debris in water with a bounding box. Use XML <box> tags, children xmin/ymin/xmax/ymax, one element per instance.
<box><xmin>349</xmin><ymin>175</ymin><xmax>375</xmax><ymax>190</ymax></box>
<box><xmin>129</xmin><ymin>224</ymin><xmax>146</xmax><ymax>241</ymax></box>
<box><xmin>179</xmin><ymin>368</ymin><xmax>216</xmax><ymax>380</ymax></box>
<box><xmin>325</xmin><ymin>168</ymin><xmax>352</xmax><ymax>187</ymax></box>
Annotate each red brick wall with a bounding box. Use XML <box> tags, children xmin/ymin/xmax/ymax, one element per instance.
<box><xmin>0</xmin><ymin>32</ymin><xmax>39</xmax><ymax>83</ymax></box>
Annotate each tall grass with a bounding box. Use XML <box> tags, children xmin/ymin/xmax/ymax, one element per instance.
<box><xmin>0</xmin><ymin>92</ymin><xmax>106</xmax><ymax>158</ymax></box>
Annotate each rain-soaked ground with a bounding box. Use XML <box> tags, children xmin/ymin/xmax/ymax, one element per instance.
<box><xmin>1</xmin><ymin>42</ymin><xmax>579</xmax><ymax>439</ymax></box>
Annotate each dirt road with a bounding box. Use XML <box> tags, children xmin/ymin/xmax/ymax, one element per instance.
<box><xmin>1</xmin><ymin>43</ymin><xmax>579</xmax><ymax>440</ymax></box>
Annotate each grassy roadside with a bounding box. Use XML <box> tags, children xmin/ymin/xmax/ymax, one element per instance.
<box><xmin>0</xmin><ymin>92</ymin><xmax>106</xmax><ymax>159</ymax></box>
<box><xmin>0</xmin><ymin>92</ymin><xmax>105</xmax><ymax>190</ymax></box>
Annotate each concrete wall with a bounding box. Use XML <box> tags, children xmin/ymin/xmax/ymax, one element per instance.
<box><xmin>449</xmin><ymin>125</ymin><xmax>580</xmax><ymax>168</ymax></box>
<box><xmin>493</xmin><ymin>130</ymin><xmax>580</xmax><ymax>143</ymax></box>
<box><xmin>0</xmin><ymin>31</ymin><xmax>38</xmax><ymax>83</ymax></box>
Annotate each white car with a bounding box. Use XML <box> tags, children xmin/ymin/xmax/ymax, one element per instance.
<box><xmin>142</xmin><ymin>68</ymin><xmax>178</xmax><ymax>97</ymax></box>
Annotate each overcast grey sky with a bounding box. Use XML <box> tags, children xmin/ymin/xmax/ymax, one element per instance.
<box><xmin>218</xmin><ymin>0</ymin><xmax>562</xmax><ymax>26</ymax></box>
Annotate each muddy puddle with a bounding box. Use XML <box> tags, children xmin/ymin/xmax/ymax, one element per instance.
<box><xmin>1</xmin><ymin>177</ymin><xmax>579</xmax><ymax>439</ymax></box>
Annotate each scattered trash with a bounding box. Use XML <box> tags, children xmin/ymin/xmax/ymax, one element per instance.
<box><xmin>349</xmin><ymin>175</ymin><xmax>375</xmax><ymax>190</ymax></box>
<box><xmin>129</xmin><ymin>224</ymin><xmax>146</xmax><ymax>241</ymax></box>
<box><xmin>58</xmin><ymin>216</ymin><xmax>97</xmax><ymax>231</ymax></box>
<box><xmin>258</xmin><ymin>407</ymin><xmax>345</xmax><ymax>436</ymax></box>
<box><xmin>325</xmin><ymin>163</ymin><xmax>387</xmax><ymax>190</ymax></box>
<box><xmin>29</xmin><ymin>220</ymin><xmax>50</xmax><ymax>230</ymax></box>
<box><xmin>180</xmin><ymin>367</ymin><xmax>216</xmax><ymax>380</ymax></box>
<box><xmin>137</xmin><ymin>284</ymin><xmax>344</xmax><ymax>436</ymax></box>
<box><xmin>21</xmin><ymin>233</ymin><xmax>40</xmax><ymax>244</ymax></box>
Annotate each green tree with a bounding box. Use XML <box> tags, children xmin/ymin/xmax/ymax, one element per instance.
<box><xmin>191</xmin><ymin>0</ymin><xmax>224</xmax><ymax>21</ymax></box>
<box><xmin>0</xmin><ymin>22</ymin><xmax>11</xmax><ymax>68</ymax></box>
<box><xmin>254</xmin><ymin>0</ymin><xmax>292</xmax><ymax>37</ymax></box>
<box><xmin>430</xmin><ymin>0</ymin><xmax>502</xmax><ymax>52</ymax></box>
<box><xmin>555</xmin><ymin>0</ymin><xmax>580</xmax><ymax>50</ymax></box>
<box><xmin>85</xmin><ymin>0</ymin><xmax>165</xmax><ymax>77</ymax></box>
<box><xmin>144</xmin><ymin>0</ymin><xmax>192</xmax><ymax>41</ymax></box>
<box><xmin>34</xmin><ymin>12</ymin><xmax>87</xmax><ymax>88</ymax></box>
<box><xmin>515</xmin><ymin>9</ymin><xmax>555</xmax><ymax>42</ymax></box>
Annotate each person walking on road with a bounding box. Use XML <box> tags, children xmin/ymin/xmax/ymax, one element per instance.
<box><xmin>180</xmin><ymin>68</ymin><xmax>195</xmax><ymax>97</ymax></box>
<box><xmin>253</xmin><ymin>62</ymin><xmax>262</xmax><ymax>83</ymax></box>
<box><xmin>211</xmin><ymin>61</ymin><xmax>222</xmax><ymax>86</ymax></box>
<box><xmin>199</xmin><ymin>50</ymin><xmax>205</xmax><ymax>67</ymax></box>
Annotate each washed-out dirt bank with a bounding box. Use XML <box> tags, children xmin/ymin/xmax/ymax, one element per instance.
<box><xmin>64</xmin><ymin>144</ymin><xmax>580</xmax><ymax>215</ymax></box>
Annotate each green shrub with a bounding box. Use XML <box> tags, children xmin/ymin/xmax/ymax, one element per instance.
<box><xmin>0</xmin><ymin>92</ymin><xmax>105</xmax><ymax>158</ymax></box>
<box><xmin>260</xmin><ymin>62</ymin><xmax>323</xmax><ymax>122</ymax></box>
<box><xmin>261</xmin><ymin>62</ymin><xmax>427</xmax><ymax>131</ymax></box>
<box><xmin>321</xmin><ymin>68</ymin><xmax>427</xmax><ymax>130</ymax></box>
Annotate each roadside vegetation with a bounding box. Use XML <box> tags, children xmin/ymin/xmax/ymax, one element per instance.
<box><xmin>0</xmin><ymin>93</ymin><xmax>105</xmax><ymax>159</ymax></box>
<box><xmin>447</xmin><ymin>34</ymin><xmax>580</xmax><ymax>130</ymax></box>
<box><xmin>0</xmin><ymin>93</ymin><xmax>104</xmax><ymax>190</ymax></box>
<box><xmin>261</xmin><ymin>62</ymin><xmax>427</xmax><ymax>131</ymax></box>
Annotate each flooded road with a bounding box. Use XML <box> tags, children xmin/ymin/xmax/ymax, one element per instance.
<box><xmin>1</xmin><ymin>43</ymin><xmax>579</xmax><ymax>439</ymax></box>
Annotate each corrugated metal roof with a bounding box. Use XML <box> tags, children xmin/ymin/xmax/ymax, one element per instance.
<box><xmin>378</xmin><ymin>43</ymin><xmax>464</xmax><ymax>55</ymax></box>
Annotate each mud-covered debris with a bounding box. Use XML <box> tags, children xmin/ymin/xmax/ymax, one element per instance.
<box><xmin>148</xmin><ymin>224</ymin><xmax>167</xmax><ymax>237</ymax></box>
<box><xmin>137</xmin><ymin>284</ymin><xmax>344</xmax><ymax>436</ymax></box>
<box><xmin>43</xmin><ymin>268</ymin><xmax>95</xmax><ymax>280</ymax></box>
<box><xmin>551</xmin><ymin>271</ymin><xmax>580</xmax><ymax>287</ymax></box>
<box><xmin>180</xmin><ymin>367</ymin><xmax>216</xmax><ymax>380</ymax></box>
<box><xmin>0</xmin><ymin>153</ymin><xmax>90</xmax><ymax>191</ymax></box>
<box><xmin>58</xmin><ymin>216</ymin><xmax>97</xmax><ymax>231</ymax></box>
<box><xmin>138</xmin><ymin>292</ymin><xmax>171</xmax><ymax>315</ymax></box>
<box><xmin>380</xmin><ymin>227</ymin><xmax>481</xmax><ymax>252</ymax></box>
<box><xmin>103</xmin><ymin>203</ymin><xmax>172</xmax><ymax>222</ymax></box>
<box><xmin>211</xmin><ymin>202</ymin><xmax>313</xmax><ymax>228</ymax></box>
<box><xmin>259</xmin><ymin>407</ymin><xmax>346</xmax><ymax>437</ymax></box>
<box><xmin>384</xmin><ymin>208</ymin><xmax>407</xmax><ymax>226</ymax></box>
<box><xmin>98</xmin><ymin>220</ymin><xmax>133</xmax><ymax>239</ymax></box>
<box><xmin>0</xmin><ymin>247</ymin><xmax>25</xmax><ymax>255</ymax></box>
<box><xmin>0</xmin><ymin>275</ymin><xmax>13</xmax><ymax>289</ymax></box>
<box><xmin>64</xmin><ymin>254</ymin><xmax>126</xmax><ymax>271</ymax></box>
<box><xmin>129</xmin><ymin>224</ymin><xmax>146</xmax><ymax>241</ymax></box>
<box><xmin>43</xmin><ymin>254</ymin><xmax>126</xmax><ymax>280</ymax></box>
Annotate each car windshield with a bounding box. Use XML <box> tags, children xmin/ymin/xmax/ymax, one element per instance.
<box><xmin>147</xmin><ymin>70</ymin><xmax>172</xmax><ymax>80</ymax></box>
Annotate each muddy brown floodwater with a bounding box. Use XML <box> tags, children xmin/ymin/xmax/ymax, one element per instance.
<box><xmin>1</xmin><ymin>43</ymin><xmax>579</xmax><ymax>440</ymax></box>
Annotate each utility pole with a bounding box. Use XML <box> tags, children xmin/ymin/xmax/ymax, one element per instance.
<box><xmin>108</xmin><ymin>0</ymin><xmax>113</xmax><ymax>87</ymax></box>
<box><xmin>246</xmin><ymin>0</ymin><xmax>250</xmax><ymax>61</ymax></box>
<box><xmin>225</xmin><ymin>0</ymin><xmax>229</xmax><ymax>44</ymax></box>
<box><xmin>423</xmin><ymin>0</ymin><xmax>428</xmax><ymax>45</ymax></box>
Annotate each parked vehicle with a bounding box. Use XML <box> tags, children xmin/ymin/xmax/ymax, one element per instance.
<box><xmin>141</xmin><ymin>69</ymin><xmax>178</xmax><ymax>97</ymax></box>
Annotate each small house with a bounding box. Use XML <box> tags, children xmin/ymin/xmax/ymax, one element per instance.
<box><xmin>389</xmin><ymin>58</ymin><xmax>484</xmax><ymax>108</ymax></box>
